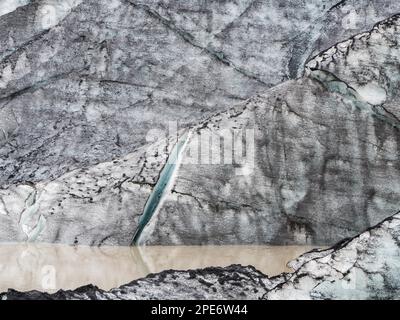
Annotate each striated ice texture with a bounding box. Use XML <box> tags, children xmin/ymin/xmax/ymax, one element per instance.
<box><xmin>0</xmin><ymin>1</ymin><xmax>399</xmax><ymax>245</ymax></box>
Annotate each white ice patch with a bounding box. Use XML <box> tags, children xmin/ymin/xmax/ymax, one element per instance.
<box><xmin>355</xmin><ymin>82</ymin><xmax>387</xmax><ymax>105</ymax></box>
<box><xmin>18</xmin><ymin>188</ymin><xmax>47</xmax><ymax>242</ymax></box>
<box><xmin>0</xmin><ymin>64</ymin><xmax>12</xmax><ymax>89</ymax></box>
<box><xmin>35</xmin><ymin>0</ymin><xmax>82</xmax><ymax>29</ymax></box>
<box><xmin>341</xmin><ymin>6</ymin><xmax>365</xmax><ymax>30</ymax></box>
<box><xmin>0</xmin><ymin>0</ymin><xmax>30</xmax><ymax>17</ymax></box>
<box><xmin>0</xmin><ymin>200</ymin><xmax>7</xmax><ymax>215</ymax></box>
<box><xmin>281</xmin><ymin>186</ymin><xmax>307</xmax><ymax>211</ymax></box>
<box><xmin>0</xmin><ymin>51</ymin><xmax>31</xmax><ymax>89</ymax></box>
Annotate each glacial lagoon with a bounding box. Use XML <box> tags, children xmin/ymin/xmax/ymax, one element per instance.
<box><xmin>0</xmin><ymin>244</ymin><xmax>320</xmax><ymax>293</ymax></box>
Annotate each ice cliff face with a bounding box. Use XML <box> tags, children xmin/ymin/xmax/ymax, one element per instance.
<box><xmin>1</xmin><ymin>212</ymin><xmax>399</xmax><ymax>299</ymax></box>
<box><xmin>139</xmin><ymin>14</ymin><xmax>400</xmax><ymax>245</ymax></box>
<box><xmin>0</xmin><ymin>0</ymin><xmax>400</xmax><ymax>245</ymax></box>
<box><xmin>140</xmin><ymin>78</ymin><xmax>400</xmax><ymax>245</ymax></box>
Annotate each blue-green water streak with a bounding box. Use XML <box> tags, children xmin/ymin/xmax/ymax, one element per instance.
<box><xmin>132</xmin><ymin>134</ymin><xmax>188</xmax><ymax>245</ymax></box>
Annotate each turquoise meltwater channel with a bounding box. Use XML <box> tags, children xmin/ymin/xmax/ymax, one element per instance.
<box><xmin>132</xmin><ymin>132</ymin><xmax>190</xmax><ymax>245</ymax></box>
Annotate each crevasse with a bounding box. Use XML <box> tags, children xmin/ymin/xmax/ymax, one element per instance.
<box><xmin>132</xmin><ymin>131</ymin><xmax>191</xmax><ymax>245</ymax></box>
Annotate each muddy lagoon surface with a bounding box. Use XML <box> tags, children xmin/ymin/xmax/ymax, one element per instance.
<box><xmin>0</xmin><ymin>244</ymin><xmax>320</xmax><ymax>293</ymax></box>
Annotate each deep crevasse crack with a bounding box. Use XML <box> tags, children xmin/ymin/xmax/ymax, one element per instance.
<box><xmin>132</xmin><ymin>130</ymin><xmax>192</xmax><ymax>245</ymax></box>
